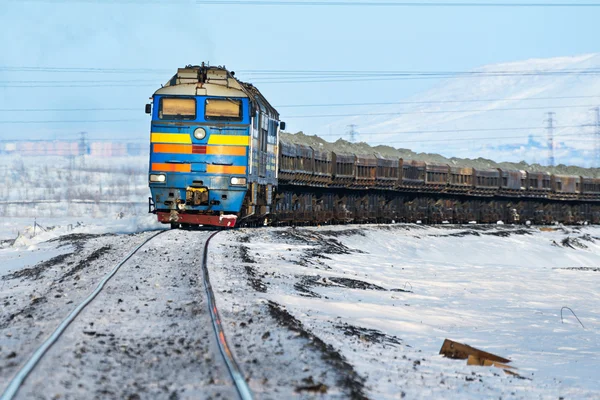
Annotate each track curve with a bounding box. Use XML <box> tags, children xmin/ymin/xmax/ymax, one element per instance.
<box><xmin>202</xmin><ymin>230</ymin><xmax>253</xmax><ymax>400</ymax></box>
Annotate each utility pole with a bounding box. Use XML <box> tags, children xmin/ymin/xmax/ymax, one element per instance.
<box><xmin>579</xmin><ymin>108</ymin><xmax>600</xmax><ymax>168</ymax></box>
<box><xmin>594</xmin><ymin>107</ymin><xmax>600</xmax><ymax>168</ymax></box>
<box><xmin>78</xmin><ymin>131</ymin><xmax>88</xmax><ymax>167</ymax></box>
<box><xmin>347</xmin><ymin>124</ymin><xmax>357</xmax><ymax>143</ymax></box>
<box><xmin>546</xmin><ymin>112</ymin><xmax>555</xmax><ymax>167</ymax></box>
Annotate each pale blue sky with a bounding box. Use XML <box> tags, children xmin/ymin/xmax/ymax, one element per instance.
<box><xmin>0</xmin><ymin>1</ymin><xmax>598</xmax><ymax>141</ymax></box>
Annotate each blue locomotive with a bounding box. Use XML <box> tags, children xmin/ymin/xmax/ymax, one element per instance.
<box><xmin>147</xmin><ymin>64</ymin><xmax>284</xmax><ymax>228</ymax></box>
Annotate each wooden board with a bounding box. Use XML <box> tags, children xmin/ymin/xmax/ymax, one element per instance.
<box><xmin>467</xmin><ymin>355</ymin><xmax>515</xmax><ymax>369</ymax></box>
<box><xmin>439</xmin><ymin>339</ymin><xmax>511</xmax><ymax>364</ymax></box>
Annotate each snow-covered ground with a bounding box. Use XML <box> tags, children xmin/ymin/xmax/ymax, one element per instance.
<box><xmin>213</xmin><ymin>224</ymin><xmax>600</xmax><ymax>399</ymax></box>
<box><xmin>0</xmin><ymin>214</ymin><xmax>163</xmax><ymax>280</ymax></box>
<box><xmin>0</xmin><ymin>228</ymin><xmax>351</xmax><ymax>399</ymax></box>
<box><xmin>0</xmin><ymin>215</ymin><xmax>163</xmax><ymax>242</ymax></box>
<box><xmin>0</xmin><ymin>230</ymin><xmax>241</xmax><ymax>399</ymax></box>
<box><xmin>2</xmin><ymin>223</ymin><xmax>599</xmax><ymax>399</ymax></box>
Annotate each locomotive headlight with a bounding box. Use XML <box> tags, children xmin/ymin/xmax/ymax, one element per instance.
<box><xmin>230</xmin><ymin>177</ymin><xmax>247</xmax><ymax>186</ymax></box>
<box><xmin>193</xmin><ymin>127</ymin><xmax>207</xmax><ymax>140</ymax></box>
<box><xmin>149</xmin><ymin>174</ymin><xmax>166</xmax><ymax>183</ymax></box>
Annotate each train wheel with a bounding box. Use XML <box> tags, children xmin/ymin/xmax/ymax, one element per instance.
<box><xmin>170</xmin><ymin>222</ymin><xmax>180</xmax><ymax>229</ymax></box>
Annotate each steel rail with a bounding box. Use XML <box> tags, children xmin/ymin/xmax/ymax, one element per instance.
<box><xmin>0</xmin><ymin>230</ymin><xmax>166</xmax><ymax>400</ymax></box>
<box><xmin>201</xmin><ymin>231</ymin><xmax>253</xmax><ymax>400</ymax></box>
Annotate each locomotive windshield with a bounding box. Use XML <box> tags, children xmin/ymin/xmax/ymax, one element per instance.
<box><xmin>205</xmin><ymin>98</ymin><xmax>242</xmax><ymax>121</ymax></box>
<box><xmin>159</xmin><ymin>97</ymin><xmax>196</xmax><ymax>120</ymax></box>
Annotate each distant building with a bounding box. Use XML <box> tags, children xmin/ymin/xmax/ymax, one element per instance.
<box><xmin>0</xmin><ymin>140</ymin><xmax>146</xmax><ymax>157</ymax></box>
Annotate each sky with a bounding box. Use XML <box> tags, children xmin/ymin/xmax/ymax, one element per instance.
<box><xmin>1</xmin><ymin>0</ymin><xmax>599</xmax><ymax>160</ymax></box>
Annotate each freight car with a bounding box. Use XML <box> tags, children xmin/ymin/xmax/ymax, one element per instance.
<box><xmin>274</xmin><ymin>138</ymin><xmax>600</xmax><ymax>225</ymax></box>
<box><xmin>147</xmin><ymin>65</ymin><xmax>600</xmax><ymax>228</ymax></box>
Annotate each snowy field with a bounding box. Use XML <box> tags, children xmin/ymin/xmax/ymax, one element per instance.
<box><xmin>0</xmin><ymin>153</ymin><xmax>158</xmax><ymax>247</ymax></box>
<box><xmin>212</xmin><ymin>224</ymin><xmax>600</xmax><ymax>399</ymax></box>
<box><xmin>0</xmin><ymin>154</ymin><xmax>149</xmax><ymax>219</ymax></box>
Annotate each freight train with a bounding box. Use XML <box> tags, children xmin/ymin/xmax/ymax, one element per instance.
<box><xmin>147</xmin><ymin>64</ymin><xmax>600</xmax><ymax>228</ymax></box>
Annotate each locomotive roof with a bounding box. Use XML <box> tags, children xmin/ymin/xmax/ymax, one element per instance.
<box><xmin>154</xmin><ymin>64</ymin><xmax>279</xmax><ymax>118</ymax></box>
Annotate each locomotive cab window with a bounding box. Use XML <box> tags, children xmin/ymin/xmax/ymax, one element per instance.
<box><xmin>205</xmin><ymin>98</ymin><xmax>243</xmax><ymax>121</ymax></box>
<box><xmin>159</xmin><ymin>97</ymin><xmax>196</xmax><ymax>120</ymax></box>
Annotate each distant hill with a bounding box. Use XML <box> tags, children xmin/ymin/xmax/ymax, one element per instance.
<box><xmin>324</xmin><ymin>53</ymin><xmax>600</xmax><ymax>167</ymax></box>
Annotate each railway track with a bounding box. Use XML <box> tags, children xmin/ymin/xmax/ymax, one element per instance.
<box><xmin>201</xmin><ymin>231</ymin><xmax>253</xmax><ymax>400</ymax></box>
<box><xmin>1</xmin><ymin>230</ymin><xmax>252</xmax><ymax>400</ymax></box>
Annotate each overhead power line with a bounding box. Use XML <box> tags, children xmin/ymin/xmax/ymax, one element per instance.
<box><xmin>3</xmin><ymin>96</ymin><xmax>600</xmax><ymax>113</ymax></box>
<box><xmin>1</xmin><ymin>76</ymin><xmax>596</xmax><ymax>87</ymax></box>
<box><xmin>0</xmin><ymin>66</ymin><xmax>169</xmax><ymax>74</ymax></box>
<box><xmin>285</xmin><ymin>104</ymin><xmax>600</xmax><ymax>118</ymax></box>
<box><xmin>0</xmin><ymin>107</ymin><xmax>140</xmax><ymax>112</ymax></box>
<box><xmin>275</xmin><ymin>95</ymin><xmax>600</xmax><ymax>108</ymax></box>
<box><xmin>4</xmin><ymin>66</ymin><xmax>600</xmax><ymax>78</ymax></box>
<box><xmin>241</xmin><ymin>68</ymin><xmax>600</xmax><ymax>73</ymax></box>
<box><xmin>1</xmin><ymin>105</ymin><xmax>598</xmax><ymax>123</ymax></box>
<box><xmin>0</xmin><ymin>80</ymin><xmax>158</xmax><ymax>84</ymax></box>
<box><xmin>13</xmin><ymin>0</ymin><xmax>600</xmax><ymax>7</ymax></box>
<box><xmin>2</xmin><ymin>65</ymin><xmax>600</xmax><ymax>88</ymax></box>
<box><xmin>0</xmin><ymin>119</ymin><xmax>143</xmax><ymax>124</ymax></box>
<box><xmin>0</xmin><ymin>83</ymin><xmax>156</xmax><ymax>88</ymax></box>
<box><xmin>243</xmin><ymin>69</ymin><xmax>600</xmax><ymax>78</ymax></box>
<box><xmin>369</xmin><ymin>131</ymin><xmax>596</xmax><ymax>145</ymax></box>
<box><xmin>242</xmin><ymin>68</ymin><xmax>600</xmax><ymax>83</ymax></box>
<box><xmin>249</xmin><ymin>75</ymin><xmax>600</xmax><ymax>84</ymax></box>
<box><xmin>196</xmin><ymin>1</ymin><xmax>600</xmax><ymax>7</ymax></box>
<box><xmin>317</xmin><ymin>124</ymin><xmax>590</xmax><ymax>138</ymax></box>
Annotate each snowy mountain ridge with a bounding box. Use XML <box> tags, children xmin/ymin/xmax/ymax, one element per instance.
<box><xmin>326</xmin><ymin>53</ymin><xmax>600</xmax><ymax>167</ymax></box>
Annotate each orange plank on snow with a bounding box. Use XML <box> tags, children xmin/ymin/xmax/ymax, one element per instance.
<box><xmin>439</xmin><ymin>339</ymin><xmax>511</xmax><ymax>363</ymax></box>
<box><xmin>152</xmin><ymin>163</ymin><xmax>191</xmax><ymax>173</ymax></box>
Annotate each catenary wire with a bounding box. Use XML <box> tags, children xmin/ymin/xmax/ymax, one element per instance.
<box><xmin>0</xmin><ymin>119</ymin><xmax>143</xmax><ymax>124</ymax></box>
<box><xmin>365</xmin><ymin>131</ymin><xmax>597</xmax><ymax>144</ymax></box>
<box><xmin>2</xmin><ymin>70</ymin><xmax>596</xmax><ymax>87</ymax></box>
<box><xmin>2</xmin><ymin>95</ymin><xmax>600</xmax><ymax>113</ymax></box>
<box><xmin>4</xmin><ymin>66</ymin><xmax>600</xmax><ymax>77</ymax></box>
<box><xmin>244</xmin><ymin>70</ymin><xmax>600</xmax><ymax>79</ymax></box>
<box><xmin>11</xmin><ymin>0</ymin><xmax>600</xmax><ymax>7</ymax></box>
<box><xmin>284</xmin><ymin>104</ymin><xmax>600</xmax><ymax>118</ymax></box>
<box><xmin>0</xmin><ymin>84</ymin><xmax>157</xmax><ymax>88</ymax></box>
<box><xmin>274</xmin><ymin>95</ymin><xmax>600</xmax><ymax>108</ymax></box>
<box><xmin>3</xmin><ymin>98</ymin><xmax>600</xmax><ymax>113</ymax></box>
<box><xmin>0</xmin><ymin>108</ymin><xmax>141</xmax><ymax>112</ymax></box>
<box><xmin>316</xmin><ymin>124</ymin><xmax>594</xmax><ymax>137</ymax></box>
